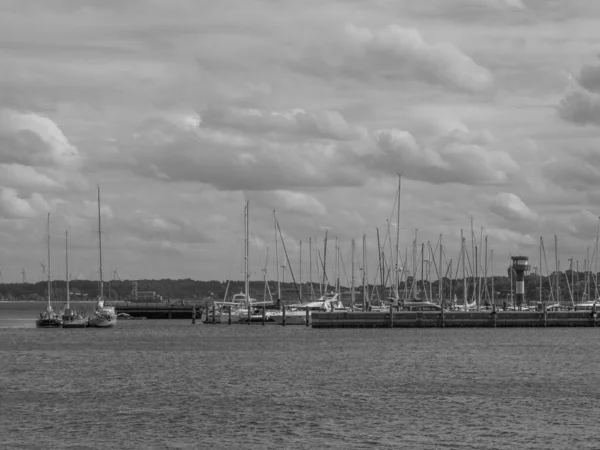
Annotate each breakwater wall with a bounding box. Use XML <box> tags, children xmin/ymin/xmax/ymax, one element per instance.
<box><xmin>311</xmin><ymin>310</ymin><xmax>599</xmax><ymax>328</ymax></box>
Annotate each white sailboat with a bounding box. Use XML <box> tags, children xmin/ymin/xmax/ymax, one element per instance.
<box><xmin>88</xmin><ymin>186</ymin><xmax>117</xmax><ymax>328</ymax></box>
<box><xmin>62</xmin><ymin>230</ymin><xmax>89</xmax><ymax>328</ymax></box>
<box><xmin>207</xmin><ymin>201</ymin><xmax>273</xmax><ymax>324</ymax></box>
<box><xmin>272</xmin><ymin>292</ymin><xmax>344</xmax><ymax>325</ymax></box>
<box><xmin>36</xmin><ymin>213</ymin><xmax>62</xmax><ymax>328</ymax></box>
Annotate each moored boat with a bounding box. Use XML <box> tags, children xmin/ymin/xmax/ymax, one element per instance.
<box><xmin>272</xmin><ymin>292</ymin><xmax>344</xmax><ymax>325</ymax></box>
<box><xmin>87</xmin><ymin>186</ymin><xmax>117</xmax><ymax>329</ymax></box>
<box><xmin>36</xmin><ymin>213</ymin><xmax>62</xmax><ymax>329</ymax></box>
<box><xmin>117</xmin><ymin>312</ymin><xmax>146</xmax><ymax>320</ymax></box>
<box><xmin>62</xmin><ymin>317</ymin><xmax>89</xmax><ymax>328</ymax></box>
<box><xmin>88</xmin><ymin>300</ymin><xmax>117</xmax><ymax>328</ymax></box>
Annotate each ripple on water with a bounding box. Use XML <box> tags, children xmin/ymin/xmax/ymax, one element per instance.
<box><xmin>1</xmin><ymin>322</ymin><xmax>599</xmax><ymax>449</ymax></box>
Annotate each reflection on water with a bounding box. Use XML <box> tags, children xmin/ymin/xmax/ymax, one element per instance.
<box><xmin>1</xmin><ymin>302</ymin><xmax>599</xmax><ymax>449</ymax></box>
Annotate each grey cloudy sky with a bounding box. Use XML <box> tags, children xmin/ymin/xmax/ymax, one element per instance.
<box><xmin>1</xmin><ymin>0</ymin><xmax>600</xmax><ymax>284</ymax></box>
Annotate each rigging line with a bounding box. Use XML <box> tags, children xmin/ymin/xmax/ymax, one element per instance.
<box><xmin>276</xmin><ymin>219</ymin><xmax>302</xmax><ymax>303</ymax></box>
<box><xmin>541</xmin><ymin>238</ymin><xmax>554</xmax><ymax>303</ymax></box>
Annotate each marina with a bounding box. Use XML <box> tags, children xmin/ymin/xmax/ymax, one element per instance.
<box><xmin>311</xmin><ymin>309</ymin><xmax>599</xmax><ymax>328</ymax></box>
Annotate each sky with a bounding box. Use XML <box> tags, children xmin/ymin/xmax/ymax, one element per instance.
<box><xmin>1</xmin><ymin>0</ymin><xmax>600</xmax><ymax>285</ymax></box>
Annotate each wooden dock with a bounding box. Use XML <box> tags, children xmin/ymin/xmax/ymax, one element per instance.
<box><xmin>108</xmin><ymin>302</ymin><xmax>200</xmax><ymax>319</ymax></box>
<box><xmin>311</xmin><ymin>310</ymin><xmax>600</xmax><ymax>328</ymax></box>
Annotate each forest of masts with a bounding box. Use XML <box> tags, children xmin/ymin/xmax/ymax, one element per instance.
<box><xmin>248</xmin><ymin>176</ymin><xmax>600</xmax><ymax>309</ymax></box>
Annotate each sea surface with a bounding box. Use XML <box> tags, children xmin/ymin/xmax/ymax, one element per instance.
<box><xmin>1</xmin><ymin>301</ymin><xmax>599</xmax><ymax>449</ymax></box>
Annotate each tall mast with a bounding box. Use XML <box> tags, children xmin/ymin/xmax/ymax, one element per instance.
<box><xmin>508</xmin><ymin>255</ymin><xmax>515</xmax><ymax>309</ymax></box>
<box><xmin>299</xmin><ymin>240</ymin><xmax>302</xmax><ymax>300</ymax></box>
<box><xmin>475</xmin><ymin>246</ymin><xmax>478</xmax><ymax>309</ymax></box>
<box><xmin>309</xmin><ymin>237</ymin><xmax>314</xmax><ymax>301</ymax></box>
<box><xmin>376</xmin><ymin>228</ymin><xmax>384</xmax><ymax>300</ymax></box>
<box><xmin>245</xmin><ymin>202</ymin><xmax>249</xmax><ymax>304</ymax></box>
<box><xmin>594</xmin><ymin>217</ymin><xmax>600</xmax><ymax>301</ymax></box>
<box><xmin>439</xmin><ymin>234</ymin><xmax>443</xmax><ymax>304</ymax></box>
<box><xmin>420</xmin><ymin>242</ymin><xmax>425</xmax><ymax>299</ymax></box>
<box><xmin>66</xmin><ymin>230</ymin><xmax>70</xmax><ymax>309</ymax></box>
<box><xmin>98</xmin><ymin>186</ymin><xmax>103</xmax><ymax>301</ymax></box>
<box><xmin>484</xmin><ymin>236</ymin><xmax>488</xmax><ymax>308</ymax></box>
<box><xmin>491</xmin><ymin>250</ymin><xmax>494</xmax><ymax>307</ymax></box>
<box><xmin>351</xmin><ymin>239</ymin><xmax>355</xmax><ymax>310</ymax></box>
<box><xmin>539</xmin><ymin>237</ymin><xmax>542</xmax><ymax>305</ymax></box>
<box><xmin>47</xmin><ymin>213</ymin><xmax>51</xmax><ymax>308</ymax></box>
<box><xmin>555</xmin><ymin>235</ymin><xmax>559</xmax><ymax>304</ymax></box>
<box><xmin>335</xmin><ymin>238</ymin><xmax>340</xmax><ymax>294</ymax></box>
<box><xmin>322</xmin><ymin>230</ymin><xmax>328</xmax><ymax>292</ymax></box>
<box><xmin>587</xmin><ymin>246</ymin><xmax>590</xmax><ymax>301</ymax></box>
<box><xmin>362</xmin><ymin>234</ymin><xmax>367</xmax><ymax>311</ymax></box>
<box><xmin>274</xmin><ymin>210</ymin><xmax>280</xmax><ymax>302</ymax></box>
<box><xmin>461</xmin><ymin>230</ymin><xmax>466</xmax><ymax>311</ymax></box>
<box><xmin>395</xmin><ymin>174</ymin><xmax>402</xmax><ymax>298</ymax></box>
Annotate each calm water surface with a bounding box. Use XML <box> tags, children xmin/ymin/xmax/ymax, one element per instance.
<box><xmin>1</xmin><ymin>302</ymin><xmax>599</xmax><ymax>449</ymax></box>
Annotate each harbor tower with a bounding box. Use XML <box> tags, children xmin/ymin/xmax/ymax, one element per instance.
<box><xmin>511</xmin><ymin>256</ymin><xmax>530</xmax><ymax>309</ymax></box>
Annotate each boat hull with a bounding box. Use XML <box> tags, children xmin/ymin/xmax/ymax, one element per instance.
<box><xmin>88</xmin><ymin>316</ymin><xmax>116</xmax><ymax>328</ymax></box>
<box><xmin>62</xmin><ymin>318</ymin><xmax>89</xmax><ymax>328</ymax></box>
<box><xmin>36</xmin><ymin>318</ymin><xmax>63</xmax><ymax>328</ymax></box>
<box><xmin>88</xmin><ymin>306</ymin><xmax>117</xmax><ymax>328</ymax></box>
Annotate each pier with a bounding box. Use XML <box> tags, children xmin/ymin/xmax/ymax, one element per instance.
<box><xmin>109</xmin><ymin>301</ymin><xmax>200</xmax><ymax>319</ymax></box>
<box><xmin>311</xmin><ymin>310</ymin><xmax>599</xmax><ymax>328</ymax></box>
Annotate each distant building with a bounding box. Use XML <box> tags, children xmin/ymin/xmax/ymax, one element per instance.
<box><xmin>130</xmin><ymin>281</ymin><xmax>163</xmax><ymax>302</ymax></box>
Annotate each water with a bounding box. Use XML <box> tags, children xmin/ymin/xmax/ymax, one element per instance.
<box><xmin>1</xmin><ymin>301</ymin><xmax>599</xmax><ymax>449</ymax></box>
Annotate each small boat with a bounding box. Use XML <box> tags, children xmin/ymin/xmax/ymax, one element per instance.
<box><xmin>117</xmin><ymin>313</ymin><xmax>146</xmax><ymax>320</ymax></box>
<box><xmin>36</xmin><ymin>213</ymin><xmax>62</xmax><ymax>329</ymax></box>
<box><xmin>61</xmin><ymin>230</ymin><xmax>88</xmax><ymax>328</ymax></box>
<box><xmin>88</xmin><ymin>300</ymin><xmax>117</xmax><ymax>328</ymax></box>
<box><xmin>36</xmin><ymin>307</ymin><xmax>63</xmax><ymax>328</ymax></box>
<box><xmin>87</xmin><ymin>187</ymin><xmax>117</xmax><ymax>329</ymax></box>
<box><xmin>272</xmin><ymin>292</ymin><xmax>344</xmax><ymax>325</ymax></box>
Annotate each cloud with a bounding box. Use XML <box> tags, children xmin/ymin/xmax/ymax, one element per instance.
<box><xmin>577</xmin><ymin>61</ymin><xmax>600</xmax><ymax>93</ymax></box>
<box><xmin>121</xmin><ymin>214</ymin><xmax>213</xmax><ymax>245</ymax></box>
<box><xmin>491</xmin><ymin>192</ymin><xmax>537</xmax><ymax>222</ymax></box>
<box><xmin>0</xmin><ymin>110</ymin><xmax>80</xmax><ymax>167</ymax></box>
<box><xmin>541</xmin><ymin>149</ymin><xmax>600</xmax><ymax>191</ymax></box>
<box><xmin>344</xmin><ymin>24</ymin><xmax>493</xmax><ymax>93</ymax></box>
<box><xmin>564</xmin><ymin>209</ymin><xmax>600</xmax><ymax>239</ymax></box>
<box><xmin>82</xmin><ymin>199</ymin><xmax>114</xmax><ymax>220</ymax></box>
<box><xmin>201</xmin><ymin>106</ymin><xmax>365</xmax><ymax>141</ymax></box>
<box><xmin>558</xmin><ymin>60</ymin><xmax>600</xmax><ymax>126</ymax></box>
<box><xmin>369</xmin><ymin>127</ymin><xmax>518</xmax><ymax>184</ymax></box>
<box><xmin>246</xmin><ymin>191</ymin><xmax>327</xmax><ymax>216</ymax></box>
<box><xmin>0</xmin><ymin>164</ymin><xmax>60</xmax><ymax>191</ymax></box>
<box><xmin>0</xmin><ymin>187</ymin><xmax>49</xmax><ymax>219</ymax></box>
<box><xmin>127</xmin><ymin>114</ymin><xmax>365</xmax><ymax>191</ymax></box>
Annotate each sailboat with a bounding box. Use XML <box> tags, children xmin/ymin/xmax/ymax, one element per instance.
<box><xmin>62</xmin><ymin>230</ymin><xmax>89</xmax><ymax>328</ymax></box>
<box><xmin>87</xmin><ymin>186</ymin><xmax>117</xmax><ymax>328</ymax></box>
<box><xmin>206</xmin><ymin>201</ymin><xmax>273</xmax><ymax>323</ymax></box>
<box><xmin>35</xmin><ymin>213</ymin><xmax>62</xmax><ymax>328</ymax></box>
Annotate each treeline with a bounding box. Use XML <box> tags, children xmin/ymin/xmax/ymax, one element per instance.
<box><xmin>0</xmin><ymin>271</ymin><xmax>597</xmax><ymax>304</ymax></box>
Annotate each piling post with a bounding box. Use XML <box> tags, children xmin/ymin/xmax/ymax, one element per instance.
<box><xmin>262</xmin><ymin>307</ymin><xmax>266</xmax><ymax>326</ymax></box>
<box><xmin>441</xmin><ymin>302</ymin><xmax>445</xmax><ymax>328</ymax></box>
<box><xmin>592</xmin><ymin>303</ymin><xmax>597</xmax><ymax>327</ymax></box>
<box><xmin>212</xmin><ymin>304</ymin><xmax>215</xmax><ymax>324</ymax></box>
<box><xmin>305</xmin><ymin>308</ymin><xmax>309</xmax><ymax>327</ymax></box>
<box><xmin>389</xmin><ymin>304</ymin><xmax>394</xmax><ymax>328</ymax></box>
<box><xmin>282</xmin><ymin>305</ymin><xmax>286</xmax><ymax>326</ymax></box>
<box><xmin>248</xmin><ymin>305</ymin><xmax>251</xmax><ymax>326</ymax></box>
<box><xmin>192</xmin><ymin>305</ymin><xmax>196</xmax><ymax>324</ymax></box>
<box><xmin>543</xmin><ymin>302</ymin><xmax>547</xmax><ymax>327</ymax></box>
<box><xmin>228</xmin><ymin>307</ymin><xmax>231</xmax><ymax>325</ymax></box>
